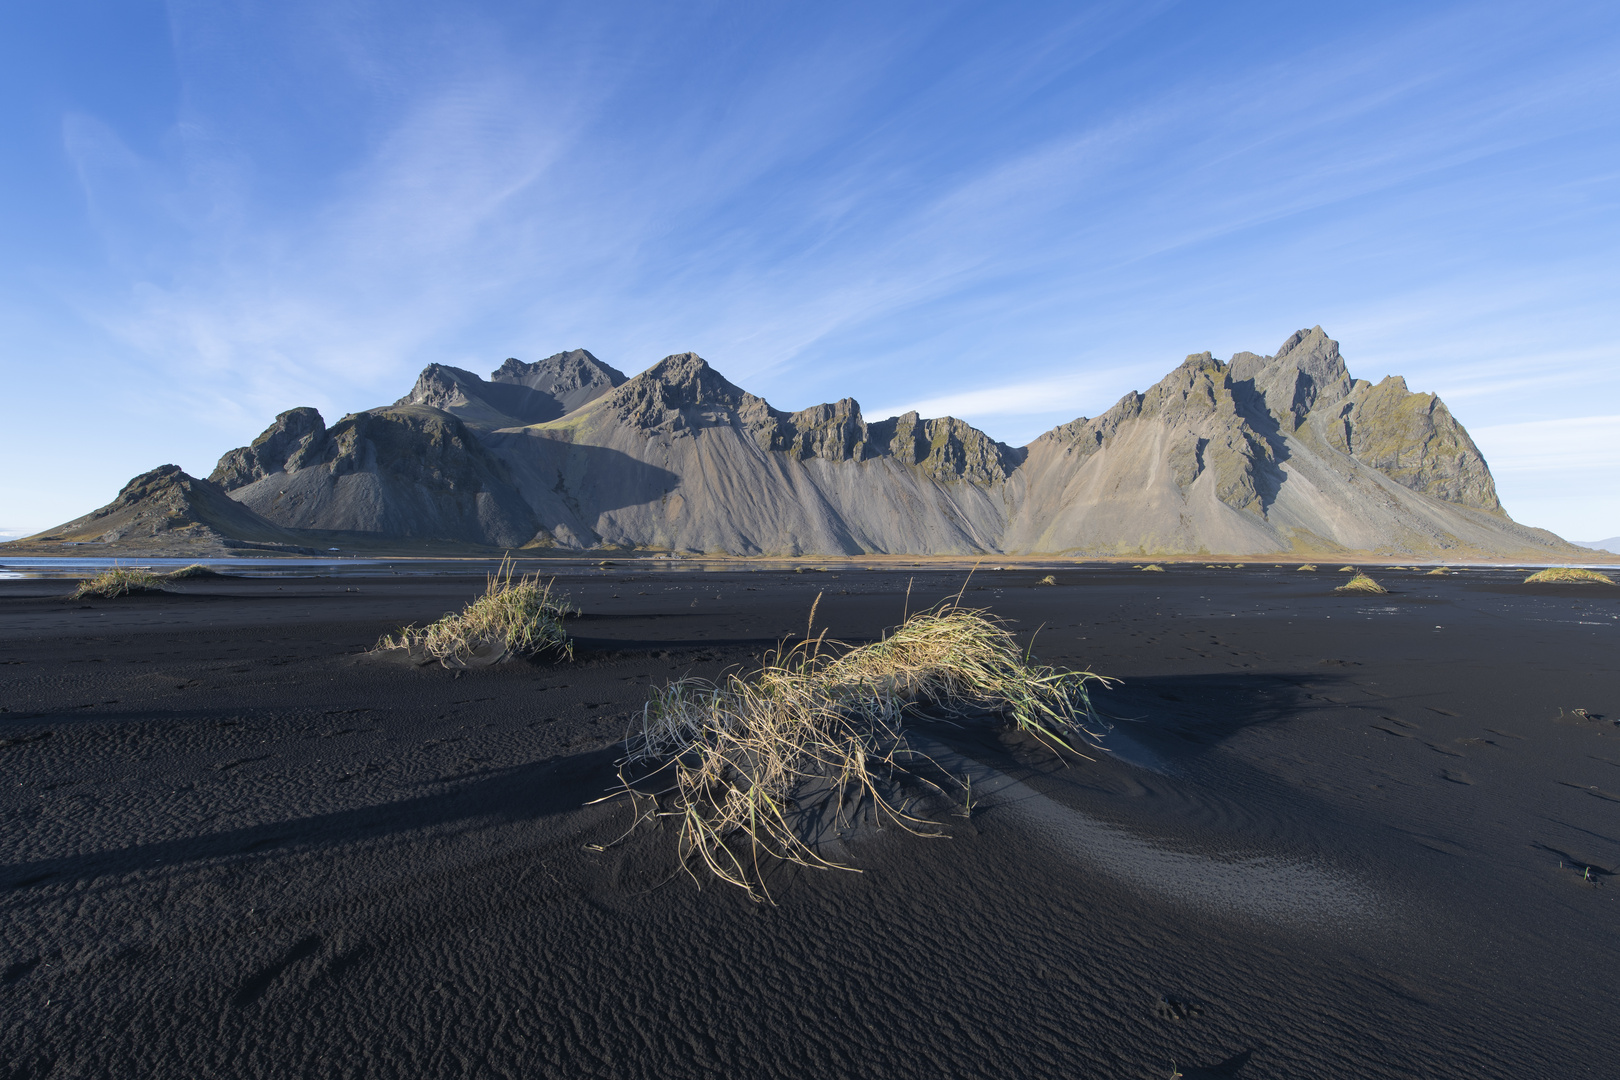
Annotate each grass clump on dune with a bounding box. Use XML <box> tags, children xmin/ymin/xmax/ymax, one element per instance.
<box><xmin>1140</xmin><ymin>564</ymin><xmax>1165</xmax><ymax>572</ymax></box>
<box><xmin>71</xmin><ymin>566</ymin><xmax>164</xmax><ymax>599</ymax></box>
<box><xmin>1337</xmin><ymin>565</ymin><xmax>1355</xmax><ymax>572</ymax></box>
<box><xmin>377</xmin><ymin>556</ymin><xmax>575</xmax><ymax>666</ymax></box>
<box><xmin>1297</xmin><ymin>564</ymin><xmax>1317</xmax><ymax>572</ymax></box>
<box><xmin>617</xmin><ymin>596</ymin><xmax>1113</xmax><ymax>899</ymax></box>
<box><xmin>1335</xmin><ymin>573</ymin><xmax>1387</xmax><ymax>594</ymax></box>
<box><xmin>1038</xmin><ymin>574</ymin><xmax>1057</xmax><ymax>585</ymax></box>
<box><xmin>1524</xmin><ymin>567</ymin><xmax>1615</xmax><ymax>585</ymax></box>
<box><xmin>163</xmin><ymin>563</ymin><xmax>221</xmax><ymax>579</ymax></box>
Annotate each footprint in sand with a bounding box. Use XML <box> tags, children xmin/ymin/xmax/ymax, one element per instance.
<box><xmin>233</xmin><ymin>934</ymin><xmax>323</xmax><ymax>1007</ymax></box>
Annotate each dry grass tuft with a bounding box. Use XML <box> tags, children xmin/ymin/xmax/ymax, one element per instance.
<box><xmin>615</xmin><ymin>598</ymin><xmax>1113</xmax><ymax>899</ymax></box>
<box><xmin>376</xmin><ymin>555</ymin><xmax>575</xmax><ymax>666</ymax></box>
<box><xmin>1297</xmin><ymin>564</ymin><xmax>1318</xmax><ymax>572</ymax></box>
<box><xmin>1337</xmin><ymin>565</ymin><xmax>1355</xmax><ymax>572</ymax></box>
<box><xmin>71</xmin><ymin>566</ymin><xmax>164</xmax><ymax>599</ymax></box>
<box><xmin>1426</xmin><ymin>567</ymin><xmax>1449</xmax><ymax>576</ymax></box>
<box><xmin>163</xmin><ymin>564</ymin><xmax>220</xmax><ymax>580</ymax></box>
<box><xmin>1335</xmin><ymin>573</ymin><xmax>1387</xmax><ymax>594</ymax></box>
<box><xmin>1038</xmin><ymin>574</ymin><xmax>1057</xmax><ymax>585</ymax></box>
<box><xmin>1524</xmin><ymin>567</ymin><xmax>1615</xmax><ymax>585</ymax></box>
<box><xmin>1140</xmin><ymin>564</ymin><xmax>1165</xmax><ymax>572</ymax></box>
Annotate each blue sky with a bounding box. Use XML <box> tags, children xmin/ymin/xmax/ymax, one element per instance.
<box><xmin>2</xmin><ymin>1</ymin><xmax>1617</xmax><ymax>540</ymax></box>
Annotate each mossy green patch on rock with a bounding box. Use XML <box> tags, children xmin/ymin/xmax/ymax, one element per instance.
<box><xmin>1318</xmin><ymin>376</ymin><xmax>1501</xmax><ymax>514</ymax></box>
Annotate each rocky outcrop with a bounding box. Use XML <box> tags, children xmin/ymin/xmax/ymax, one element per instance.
<box><xmin>865</xmin><ymin>412</ymin><xmax>1025</xmax><ymax>485</ymax></box>
<box><xmin>223</xmin><ymin>406</ymin><xmax>540</xmax><ymax>547</ymax></box>
<box><xmin>210</xmin><ymin>407</ymin><xmax>327</xmax><ymax>491</ymax></box>
<box><xmin>26</xmin><ymin>465</ymin><xmax>315</xmax><ymax>552</ymax></box>
<box><xmin>394</xmin><ymin>364</ymin><xmax>555</xmax><ymax>431</ymax></box>
<box><xmin>1037</xmin><ymin>351</ymin><xmax>1277</xmax><ymax>519</ymax></box>
<box><xmin>394</xmin><ymin>351</ymin><xmax>627</xmax><ymax>432</ymax></box>
<box><xmin>603</xmin><ymin>352</ymin><xmax>776</xmax><ymax>436</ymax></box>
<box><xmin>601</xmin><ymin>353</ymin><xmax>1022</xmax><ymax>484</ymax></box>
<box><xmin>1004</xmin><ymin>327</ymin><xmax>1550</xmax><ymax>556</ymax></box>
<box><xmin>1314</xmin><ymin>375</ymin><xmax>1502</xmax><ymax>513</ymax></box>
<box><xmin>491</xmin><ymin>350</ymin><xmax>625</xmax><ymax>415</ymax></box>
<box><xmin>492</xmin><ymin>353</ymin><xmax>1015</xmax><ymax>554</ymax></box>
<box><xmin>1230</xmin><ymin>326</ymin><xmax>1353</xmax><ymax>431</ymax></box>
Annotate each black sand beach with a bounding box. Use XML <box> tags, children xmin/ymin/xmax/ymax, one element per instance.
<box><xmin>2</xmin><ymin>563</ymin><xmax>1617</xmax><ymax>1078</ymax></box>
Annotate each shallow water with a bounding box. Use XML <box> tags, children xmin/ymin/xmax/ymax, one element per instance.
<box><xmin>0</xmin><ymin>556</ymin><xmax>678</xmax><ymax>580</ymax></box>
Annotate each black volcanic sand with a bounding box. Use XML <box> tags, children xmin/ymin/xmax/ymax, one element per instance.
<box><xmin>1</xmin><ymin>564</ymin><xmax>1617</xmax><ymax>1078</ymax></box>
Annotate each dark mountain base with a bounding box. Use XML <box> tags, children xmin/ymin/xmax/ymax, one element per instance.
<box><xmin>1</xmin><ymin>567</ymin><xmax>1616</xmax><ymax>1078</ymax></box>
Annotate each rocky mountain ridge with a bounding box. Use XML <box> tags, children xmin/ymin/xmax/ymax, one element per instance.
<box><xmin>392</xmin><ymin>349</ymin><xmax>626</xmax><ymax>431</ymax></box>
<box><xmin>20</xmin><ymin>328</ymin><xmax>1578</xmax><ymax>558</ymax></box>
<box><xmin>596</xmin><ymin>352</ymin><xmax>1024</xmax><ymax>485</ymax></box>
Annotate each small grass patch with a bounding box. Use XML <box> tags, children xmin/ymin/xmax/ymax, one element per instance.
<box><xmin>163</xmin><ymin>564</ymin><xmax>221</xmax><ymax>579</ymax></box>
<box><xmin>1038</xmin><ymin>574</ymin><xmax>1057</xmax><ymax>585</ymax></box>
<box><xmin>1426</xmin><ymin>567</ymin><xmax>1448</xmax><ymax>576</ymax></box>
<box><xmin>615</xmin><ymin>596</ymin><xmax>1113</xmax><ymax>899</ymax></box>
<box><xmin>71</xmin><ymin>567</ymin><xmax>165</xmax><ymax>599</ymax></box>
<box><xmin>1524</xmin><ymin>567</ymin><xmax>1615</xmax><ymax>585</ymax></box>
<box><xmin>1297</xmin><ymin>564</ymin><xmax>1317</xmax><ymax>571</ymax></box>
<box><xmin>1335</xmin><ymin>573</ymin><xmax>1387</xmax><ymax>594</ymax></box>
<box><xmin>1337</xmin><ymin>565</ymin><xmax>1355</xmax><ymax>572</ymax></box>
<box><xmin>1140</xmin><ymin>564</ymin><xmax>1165</xmax><ymax>572</ymax></box>
<box><xmin>377</xmin><ymin>556</ymin><xmax>575</xmax><ymax>666</ymax></box>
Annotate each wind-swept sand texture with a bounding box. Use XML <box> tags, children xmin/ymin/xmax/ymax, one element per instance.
<box><xmin>1</xmin><ymin>564</ymin><xmax>1616</xmax><ymax>1077</ymax></box>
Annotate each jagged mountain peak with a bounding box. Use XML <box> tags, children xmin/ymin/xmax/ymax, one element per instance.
<box><xmin>490</xmin><ymin>350</ymin><xmax>625</xmax><ymax>411</ymax></box>
<box><xmin>1230</xmin><ymin>325</ymin><xmax>1353</xmax><ymax>429</ymax></box>
<box><xmin>393</xmin><ymin>350</ymin><xmax>625</xmax><ymax>430</ymax></box>
<box><xmin>639</xmin><ymin>352</ymin><xmax>744</xmax><ymax>398</ymax></box>
<box><xmin>211</xmin><ymin>407</ymin><xmax>328</xmax><ymax>491</ymax></box>
<box><xmin>606</xmin><ymin>353</ymin><xmax>763</xmax><ymax>430</ymax></box>
<box><xmin>395</xmin><ymin>363</ymin><xmax>483</xmax><ymax>407</ymax></box>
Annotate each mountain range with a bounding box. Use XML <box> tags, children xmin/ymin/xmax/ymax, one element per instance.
<box><xmin>20</xmin><ymin>327</ymin><xmax>1581</xmax><ymax>559</ymax></box>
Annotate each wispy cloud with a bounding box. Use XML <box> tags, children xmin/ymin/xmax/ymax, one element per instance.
<box><xmin>1470</xmin><ymin>415</ymin><xmax>1620</xmax><ymax>538</ymax></box>
<box><xmin>1471</xmin><ymin>416</ymin><xmax>1620</xmax><ymax>474</ymax></box>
